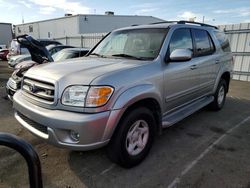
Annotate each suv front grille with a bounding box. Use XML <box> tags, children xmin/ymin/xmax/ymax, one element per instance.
<box><xmin>17</xmin><ymin>111</ymin><xmax>48</xmax><ymax>135</ymax></box>
<box><xmin>22</xmin><ymin>77</ymin><xmax>55</xmax><ymax>103</ymax></box>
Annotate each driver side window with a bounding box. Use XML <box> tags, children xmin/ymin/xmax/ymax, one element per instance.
<box><xmin>169</xmin><ymin>28</ymin><xmax>193</xmax><ymax>54</ymax></box>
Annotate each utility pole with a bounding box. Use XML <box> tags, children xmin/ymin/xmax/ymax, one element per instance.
<box><xmin>22</xmin><ymin>14</ymin><xmax>24</xmax><ymax>24</ymax></box>
<box><xmin>202</xmin><ymin>16</ymin><xmax>205</xmax><ymax>23</ymax></box>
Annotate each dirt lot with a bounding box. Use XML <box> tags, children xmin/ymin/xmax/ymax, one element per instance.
<box><xmin>0</xmin><ymin>60</ymin><xmax>250</xmax><ymax>188</ymax></box>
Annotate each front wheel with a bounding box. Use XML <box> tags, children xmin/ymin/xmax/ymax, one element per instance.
<box><xmin>107</xmin><ymin>107</ymin><xmax>156</xmax><ymax>168</ymax></box>
<box><xmin>209</xmin><ymin>79</ymin><xmax>227</xmax><ymax>111</ymax></box>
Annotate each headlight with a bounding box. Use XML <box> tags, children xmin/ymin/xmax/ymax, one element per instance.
<box><xmin>62</xmin><ymin>86</ymin><xmax>89</xmax><ymax>107</ymax></box>
<box><xmin>61</xmin><ymin>85</ymin><xmax>114</xmax><ymax>107</ymax></box>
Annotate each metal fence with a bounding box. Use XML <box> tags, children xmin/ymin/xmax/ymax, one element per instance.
<box><xmin>218</xmin><ymin>23</ymin><xmax>250</xmax><ymax>82</ymax></box>
<box><xmin>53</xmin><ymin>33</ymin><xmax>107</xmax><ymax>49</ymax></box>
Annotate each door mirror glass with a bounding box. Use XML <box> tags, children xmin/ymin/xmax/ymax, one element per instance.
<box><xmin>169</xmin><ymin>49</ymin><xmax>192</xmax><ymax>62</ymax></box>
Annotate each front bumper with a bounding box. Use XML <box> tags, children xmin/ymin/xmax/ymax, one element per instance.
<box><xmin>13</xmin><ymin>91</ymin><xmax>116</xmax><ymax>151</ymax></box>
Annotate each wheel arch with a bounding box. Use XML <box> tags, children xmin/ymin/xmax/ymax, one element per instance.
<box><xmin>213</xmin><ymin>71</ymin><xmax>231</xmax><ymax>94</ymax></box>
<box><xmin>221</xmin><ymin>71</ymin><xmax>231</xmax><ymax>92</ymax></box>
<box><xmin>102</xmin><ymin>85</ymin><xmax>163</xmax><ymax>142</ymax></box>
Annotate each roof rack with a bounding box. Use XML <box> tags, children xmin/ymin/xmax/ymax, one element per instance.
<box><xmin>177</xmin><ymin>20</ymin><xmax>218</xmax><ymax>29</ymax></box>
<box><xmin>149</xmin><ymin>21</ymin><xmax>178</xmax><ymax>25</ymax></box>
<box><xmin>131</xmin><ymin>21</ymin><xmax>176</xmax><ymax>27</ymax></box>
<box><xmin>147</xmin><ymin>20</ymin><xmax>218</xmax><ymax>29</ymax></box>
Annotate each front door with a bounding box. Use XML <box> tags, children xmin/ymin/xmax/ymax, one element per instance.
<box><xmin>163</xmin><ymin>28</ymin><xmax>201</xmax><ymax>113</ymax></box>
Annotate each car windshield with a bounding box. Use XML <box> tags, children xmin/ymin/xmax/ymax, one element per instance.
<box><xmin>90</xmin><ymin>28</ymin><xmax>168</xmax><ymax>60</ymax></box>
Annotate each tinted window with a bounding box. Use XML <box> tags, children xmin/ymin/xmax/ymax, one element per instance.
<box><xmin>214</xmin><ymin>31</ymin><xmax>231</xmax><ymax>52</ymax></box>
<box><xmin>193</xmin><ymin>29</ymin><xmax>214</xmax><ymax>56</ymax></box>
<box><xmin>169</xmin><ymin>29</ymin><xmax>193</xmax><ymax>53</ymax></box>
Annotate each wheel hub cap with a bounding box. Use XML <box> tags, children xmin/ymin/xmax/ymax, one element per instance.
<box><xmin>126</xmin><ymin>120</ymin><xmax>149</xmax><ymax>156</ymax></box>
<box><xmin>217</xmin><ymin>86</ymin><xmax>225</xmax><ymax>105</ymax></box>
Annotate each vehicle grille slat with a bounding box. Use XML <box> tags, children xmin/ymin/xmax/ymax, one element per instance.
<box><xmin>22</xmin><ymin>77</ymin><xmax>55</xmax><ymax>103</ymax></box>
<box><xmin>24</xmin><ymin>78</ymin><xmax>54</xmax><ymax>90</ymax></box>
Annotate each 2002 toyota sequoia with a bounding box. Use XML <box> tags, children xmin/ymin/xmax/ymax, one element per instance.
<box><xmin>13</xmin><ymin>21</ymin><xmax>233</xmax><ymax>168</ymax></box>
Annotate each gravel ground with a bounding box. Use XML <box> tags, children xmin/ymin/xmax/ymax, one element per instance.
<box><xmin>0</xmin><ymin>60</ymin><xmax>250</xmax><ymax>188</ymax></box>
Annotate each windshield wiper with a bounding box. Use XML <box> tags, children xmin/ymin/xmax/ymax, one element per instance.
<box><xmin>89</xmin><ymin>53</ymin><xmax>106</xmax><ymax>58</ymax></box>
<box><xmin>112</xmin><ymin>53</ymin><xmax>149</xmax><ymax>60</ymax></box>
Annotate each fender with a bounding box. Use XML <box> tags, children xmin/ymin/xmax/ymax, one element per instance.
<box><xmin>112</xmin><ymin>84</ymin><xmax>163</xmax><ymax>110</ymax></box>
<box><xmin>102</xmin><ymin>84</ymin><xmax>163</xmax><ymax>141</ymax></box>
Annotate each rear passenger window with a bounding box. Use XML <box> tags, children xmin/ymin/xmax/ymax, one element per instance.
<box><xmin>169</xmin><ymin>28</ymin><xmax>193</xmax><ymax>53</ymax></box>
<box><xmin>193</xmin><ymin>29</ymin><xmax>215</xmax><ymax>56</ymax></box>
<box><xmin>214</xmin><ymin>31</ymin><xmax>231</xmax><ymax>52</ymax></box>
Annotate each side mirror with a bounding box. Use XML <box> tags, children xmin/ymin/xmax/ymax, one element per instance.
<box><xmin>169</xmin><ymin>49</ymin><xmax>192</xmax><ymax>62</ymax></box>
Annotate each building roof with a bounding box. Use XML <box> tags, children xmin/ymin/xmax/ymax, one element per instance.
<box><xmin>0</xmin><ymin>22</ymin><xmax>12</xmax><ymax>25</ymax></box>
<box><xmin>15</xmin><ymin>14</ymin><xmax>164</xmax><ymax>26</ymax></box>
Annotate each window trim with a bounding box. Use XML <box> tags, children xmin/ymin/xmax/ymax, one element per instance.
<box><xmin>191</xmin><ymin>28</ymin><xmax>215</xmax><ymax>57</ymax></box>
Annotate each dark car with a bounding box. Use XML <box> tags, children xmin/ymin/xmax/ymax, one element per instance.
<box><xmin>0</xmin><ymin>49</ymin><xmax>9</xmax><ymax>60</ymax></box>
<box><xmin>52</xmin><ymin>48</ymin><xmax>90</xmax><ymax>62</ymax></box>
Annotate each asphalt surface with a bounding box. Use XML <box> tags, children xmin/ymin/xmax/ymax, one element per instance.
<box><xmin>0</xmin><ymin>60</ymin><xmax>250</xmax><ymax>188</ymax></box>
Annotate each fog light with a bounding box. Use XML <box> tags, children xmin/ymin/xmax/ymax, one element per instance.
<box><xmin>70</xmin><ymin>130</ymin><xmax>80</xmax><ymax>142</ymax></box>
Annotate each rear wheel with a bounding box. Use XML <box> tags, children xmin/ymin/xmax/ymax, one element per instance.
<box><xmin>209</xmin><ymin>79</ymin><xmax>227</xmax><ymax>111</ymax></box>
<box><xmin>107</xmin><ymin>107</ymin><xmax>156</xmax><ymax>168</ymax></box>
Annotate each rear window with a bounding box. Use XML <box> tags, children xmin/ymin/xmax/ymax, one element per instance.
<box><xmin>214</xmin><ymin>31</ymin><xmax>231</xmax><ymax>52</ymax></box>
<box><xmin>193</xmin><ymin>29</ymin><xmax>215</xmax><ymax>56</ymax></box>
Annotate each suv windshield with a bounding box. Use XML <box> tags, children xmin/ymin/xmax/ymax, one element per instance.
<box><xmin>90</xmin><ymin>28</ymin><xmax>168</xmax><ymax>60</ymax></box>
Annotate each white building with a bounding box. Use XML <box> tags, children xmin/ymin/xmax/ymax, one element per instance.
<box><xmin>15</xmin><ymin>13</ymin><xmax>164</xmax><ymax>39</ymax></box>
<box><xmin>0</xmin><ymin>23</ymin><xmax>12</xmax><ymax>47</ymax></box>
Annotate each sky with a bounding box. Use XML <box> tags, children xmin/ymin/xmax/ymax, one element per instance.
<box><xmin>0</xmin><ymin>0</ymin><xmax>250</xmax><ymax>25</ymax></box>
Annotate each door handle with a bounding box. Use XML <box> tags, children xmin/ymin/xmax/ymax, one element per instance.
<box><xmin>215</xmin><ymin>60</ymin><xmax>220</xmax><ymax>64</ymax></box>
<box><xmin>190</xmin><ymin>65</ymin><xmax>197</xmax><ymax>70</ymax></box>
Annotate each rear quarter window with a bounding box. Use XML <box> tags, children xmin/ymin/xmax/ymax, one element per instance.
<box><xmin>214</xmin><ymin>31</ymin><xmax>231</xmax><ymax>52</ymax></box>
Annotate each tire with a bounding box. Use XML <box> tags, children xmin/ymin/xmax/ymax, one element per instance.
<box><xmin>107</xmin><ymin>107</ymin><xmax>156</xmax><ymax>168</ymax></box>
<box><xmin>209</xmin><ymin>79</ymin><xmax>227</xmax><ymax>111</ymax></box>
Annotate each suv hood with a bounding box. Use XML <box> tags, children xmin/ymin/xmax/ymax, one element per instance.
<box><xmin>25</xmin><ymin>57</ymin><xmax>150</xmax><ymax>85</ymax></box>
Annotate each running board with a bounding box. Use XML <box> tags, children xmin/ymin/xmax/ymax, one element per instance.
<box><xmin>162</xmin><ymin>96</ymin><xmax>214</xmax><ymax>128</ymax></box>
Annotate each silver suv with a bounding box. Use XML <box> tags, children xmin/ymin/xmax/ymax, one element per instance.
<box><xmin>13</xmin><ymin>21</ymin><xmax>233</xmax><ymax>168</ymax></box>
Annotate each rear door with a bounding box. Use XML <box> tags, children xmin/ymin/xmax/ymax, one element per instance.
<box><xmin>191</xmin><ymin>29</ymin><xmax>217</xmax><ymax>95</ymax></box>
<box><xmin>163</xmin><ymin>28</ymin><xmax>201</xmax><ymax>112</ymax></box>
